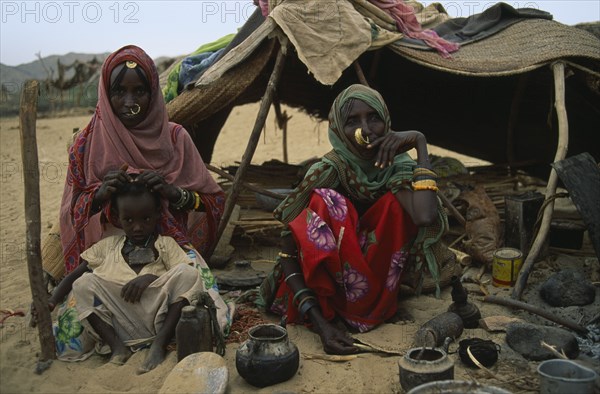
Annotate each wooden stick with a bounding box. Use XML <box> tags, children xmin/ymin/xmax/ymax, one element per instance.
<box><xmin>512</xmin><ymin>62</ymin><xmax>569</xmax><ymax>299</ymax></box>
<box><xmin>353</xmin><ymin>61</ymin><xmax>370</xmax><ymax>87</ymax></box>
<box><xmin>438</xmin><ymin>191</ymin><xmax>466</xmax><ymax>226</ymax></box>
<box><xmin>19</xmin><ymin>80</ymin><xmax>56</xmax><ymax>363</ymax></box>
<box><xmin>273</xmin><ymin>100</ymin><xmax>290</xmax><ymax>164</ymax></box>
<box><xmin>483</xmin><ymin>295</ymin><xmax>587</xmax><ymax>334</ymax></box>
<box><xmin>205</xmin><ymin>163</ymin><xmax>286</xmax><ymax>200</ymax></box>
<box><xmin>212</xmin><ymin>40</ymin><xmax>288</xmax><ymax>254</ymax></box>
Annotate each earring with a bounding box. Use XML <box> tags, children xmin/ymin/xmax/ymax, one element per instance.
<box><xmin>130</xmin><ymin>104</ymin><xmax>141</xmax><ymax>115</ymax></box>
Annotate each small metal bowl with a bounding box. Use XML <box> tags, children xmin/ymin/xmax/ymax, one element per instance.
<box><xmin>254</xmin><ymin>188</ymin><xmax>293</xmax><ymax>212</ymax></box>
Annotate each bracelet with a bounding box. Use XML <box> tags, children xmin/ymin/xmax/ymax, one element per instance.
<box><xmin>292</xmin><ymin>288</ymin><xmax>314</xmax><ymax>306</ymax></box>
<box><xmin>412</xmin><ymin>179</ymin><xmax>439</xmax><ymax>192</ymax></box>
<box><xmin>297</xmin><ymin>296</ymin><xmax>318</xmax><ymax>318</ymax></box>
<box><xmin>193</xmin><ymin>192</ymin><xmax>201</xmax><ymax>210</ymax></box>
<box><xmin>284</xmin><ymin>272</ymin><xmax>303</xmax><ymax>283</ymax></box>
<box><xmin>171</xmin><ymin>187</ymin><xmax>187</xmax><ymax>208</ymax></box>
<box><xmin>413</xmin><ymin>167</ymin><xmax>438</xmax><ymax>180</ymax></box>
<box><xmin>278</xmin><ymin>252</ymin><xmax>298</xmax><ymax>259</ymax></box>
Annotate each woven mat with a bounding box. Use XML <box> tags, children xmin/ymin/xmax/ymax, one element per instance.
<box><xmin>390</xmin><ymin>19</ymin><xmax>600</xmax><ymax>76</ymax></box>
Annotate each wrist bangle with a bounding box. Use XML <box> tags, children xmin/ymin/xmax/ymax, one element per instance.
<box><xmin>284</xmin><ymin>272</ymin><xmax>303</xmax><ymax>283</ymax></box>
<box><xmin>293</xmin><ymin>288</ymin><xmax>314</xmax><ymax>306</ymax></box>
<box><xmin>193</xmin><ymin>192</ymin><xmax>201</xmax><ymax>210</ymax></box>
<box><xmin>297</xmin><ymin>296</ymin><xmax>318</xmax><ymax>318</ymax></box>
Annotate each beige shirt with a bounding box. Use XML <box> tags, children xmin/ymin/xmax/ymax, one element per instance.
<box><xmin>80</xmin><ymin>234</ymin><xmax>191</xmax><ymax>285</ymax></box>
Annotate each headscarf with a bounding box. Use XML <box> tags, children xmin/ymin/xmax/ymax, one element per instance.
<box><xmin>60</xmin><ymin>45</ymin><xmax>221</xmax><ymax>272</ymax></box>
<box><xmin>274</xmin><ymin>84</ymin><xmax>415</xmax><ymax>224</ymax></box>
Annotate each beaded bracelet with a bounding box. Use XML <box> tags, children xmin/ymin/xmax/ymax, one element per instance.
<box><xmin>284</xmin><ymin>272</ymin><xmax>303</xmax><ymax>283</ymax></box>
<box><xmin>297</xmin><ymin>296</ymin><xmax>318</xmax><ymax>318</ymax></box>
<box><xmin>171</xmin><ymin>187</ymin><xmax>192</xmax><ymax>210</ymax></box>
<box><xmin>292</xmin><ymin>288</ymin><xmax>314</xmax><ymax>306</ymax></box>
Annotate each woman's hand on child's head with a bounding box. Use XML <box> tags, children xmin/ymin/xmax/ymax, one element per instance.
<box><xmin>121</xmin><ymin>274</ymin><xmax>158</xmax><ymax>303</ymax></box>
<box><xmin>137</xmin><ymin>171</ymin><xmax>179</xmax><ymax>202</ymax></box>
<box><xmin>96</xmin><ymin>168</ymin><xmax>133</xmax><ymax>202</ymax></box>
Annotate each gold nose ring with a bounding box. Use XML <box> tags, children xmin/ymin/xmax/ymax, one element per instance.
<box><xmin>354</xmin><ymin>128</ymin><xmax>370</xmax><ymax>146</ymax></box>
<box><xmin>130</xmin><ymin>104</ymin><xmax>141</xmax><ymax>115</ymax></box>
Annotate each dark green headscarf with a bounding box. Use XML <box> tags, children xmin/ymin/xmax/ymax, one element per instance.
<box><xmin>274</xmin><ymin>84</ymin><xmax>415</xmax><ymax>224</ymax></box>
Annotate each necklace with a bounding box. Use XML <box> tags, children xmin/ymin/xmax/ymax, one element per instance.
<box><xmin>123</xmin><ymin>235</ymin><xmax>155</xmax><ymax>266</ymax></box>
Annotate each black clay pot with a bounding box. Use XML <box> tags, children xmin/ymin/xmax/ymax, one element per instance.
<box><xmin>235</xmin><ymin>324</ymin><xmax>299</xmax><ymax>388</ymax></box>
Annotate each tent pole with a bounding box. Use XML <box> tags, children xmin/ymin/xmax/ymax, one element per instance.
<box><xmin>353</xmin><ymin>61</ymin><xmax>370</xmax><ymax>87</ymax></box>
<box><xmin>512</xmin><ymin>62</ymin><xmax>569</xmax><ymax>299</ymax></box>
<box><xmin>273</xmin><ymin>100</ymin><xmax>290</xmax><ymax>163</ymax></box>
<box><xmin>19</xmin><ymin>80</ymin><xmax>56</xmax><ymax>365</ymax></box>
<box><xmin>212</xmin><ymin>41</ymin><xmax>288</xmax><ymax>256</ymax></box>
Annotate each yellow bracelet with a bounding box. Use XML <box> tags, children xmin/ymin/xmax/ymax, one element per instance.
<box><xmin>412</xmin><ymin>179</ymin><xmax>437</xmax><ymax>187</ymax></box>
<box><xmin>413</xmin><ymin>184</ymin><xmax>439</xmax><ymax>192</ymax></box>
<box><xmin>193</xmin><ymin>192</ymin><xmax>201</xmax><ymax>210</ymax></box>
<box><xmin>413</xmin><ymin>167</ymin><xmax>438</xmax><ymax>178</ymax></box>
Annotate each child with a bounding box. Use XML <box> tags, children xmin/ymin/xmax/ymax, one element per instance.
<box><xmin>46</xmin><ymin>180</ymin><xmax>204</xmax><ymax>373</ymax></box>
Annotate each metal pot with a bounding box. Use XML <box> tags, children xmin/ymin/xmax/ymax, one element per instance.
<box><xmin>235</xmin><ymin>324</ymin><xmax>299</xmax><ymax>387</ymax></box>
<box><xmin>399</xmin><ymin>345</ymin><xmax>454</xmax><ymax>392</ymax></box>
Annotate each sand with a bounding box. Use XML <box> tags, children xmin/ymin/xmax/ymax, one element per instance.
<box><xmin>1</xmin><ymin>104</ymin><xmax>597</xmax><ymax>393</ymax></box>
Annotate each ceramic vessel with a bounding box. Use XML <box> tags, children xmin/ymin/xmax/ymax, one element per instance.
<box><xmin>235</xmin><ymin>324</ymin><xmax>299</xmax><ymax>387</ymax></box>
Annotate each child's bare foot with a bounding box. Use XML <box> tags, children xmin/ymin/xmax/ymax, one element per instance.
<box><xmin>136</xmin><ymin>343</ymin><xmax>166</xmax><ymax>374</ymax></box>
<box><xmin>109</xmin><ymin>344</ymin><xmax>132</xmax><ymax>365</ymax></box>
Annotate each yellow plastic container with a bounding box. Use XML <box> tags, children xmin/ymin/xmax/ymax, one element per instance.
<box><xmin>492</xmin><ymin>248</ymin><xmax>523</xmax><ymax>287</ymax></box>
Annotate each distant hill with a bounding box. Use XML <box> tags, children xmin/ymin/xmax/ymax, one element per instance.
<box><xmin>0</xmin><ymin>52</ymin><xmax>178</xmax><ymax>117</ymax></box>
<box><xmin>1</xmin><ymin>52</ymin><xmax>110</xmax><ymax>86</ymax></box>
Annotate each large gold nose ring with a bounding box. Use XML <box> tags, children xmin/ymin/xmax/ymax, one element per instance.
<box><xmin>130</xmin><ymin>104</ymin><xmax>141</xmax><ymax>115</ymax></box>
<box><xmin>354</xmin><ymin>128</ymin><xmax>370</xmax><ymax>146</ymax></box>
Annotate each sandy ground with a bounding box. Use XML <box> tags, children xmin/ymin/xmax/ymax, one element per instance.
<box><xmin>0</xmin><ymin>105</ymin><xmax>598</xmax><ymax>393</ymax></box>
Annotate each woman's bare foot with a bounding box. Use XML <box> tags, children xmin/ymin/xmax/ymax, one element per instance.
<box><xmin>136</xmin><ymin>343</ymin><xmax>166</xmax><ymax>374</ymax></box>
<box><xmin>109</xmin><ymin>344</ymin><xmax>132</xmax><ymax>365</ymax></box>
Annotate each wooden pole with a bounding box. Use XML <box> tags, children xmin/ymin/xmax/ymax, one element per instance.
<box><xmin>438</xmin><ymin>191</ymin><xmax>466</xmax><ymax>227</ymax></box>
<box><xmin>353</xmin><ymin>61</ymin><xmax>370</xmax><ymax>87</ymax></box>
<box><xmin>483</xmin><ymin>295</ymin><xmax>587</xmax><ymax>334</ymax></box>
<box><xmin>205</xmin><ymin>163</ymin><xmax>286</xmax><ymax>200</ymax></box>
<box><xmin>19</xmin><ymin>80</ymin><xmax>56</xmax><ymax>362</ymax></box>
<box><xmin>273</xmin><ymin>100</ymin><xmax>290</xmax><ymax>164</ymax></box>
<box><xmin>512</xmin><ymin>62</ymin><xmax>569</xmax><ymax>299</ymax></box>
<box><xmin>212</xmin><ymin>41</ymin><xmax>288</xmax><ymax>254</ymax></box>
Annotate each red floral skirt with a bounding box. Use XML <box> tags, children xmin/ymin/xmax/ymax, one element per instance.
<box><xmin>270</xmin><ymin>188</ymin><xmax>417</xmax><ymax>332</ymax></box>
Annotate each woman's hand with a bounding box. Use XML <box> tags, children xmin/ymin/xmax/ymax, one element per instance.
<box><xmin>137</xmin><ymin>171</ymin><xmax>180</xmax><ymax>203</ymax></box>
<box><xmin>121</xmin><ymin>274</ymin><xmax>158</xmax><ymax>303</ymax></box>
<box><xmin>310</xmin><ymin>311</ymin><xmax>358</xmax><ymax>355</ymax></box>
<box><xmin>95</xmin><ymin>166</ymin><xmax>132</xmax><ymax>203</ymax></box>
<box><xmin>368</xmin><ymin>131</ymin><xmax>426</xmax><ymax>168</ymax></box>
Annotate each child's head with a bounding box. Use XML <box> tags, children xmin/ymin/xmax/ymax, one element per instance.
<box><xmin>112</xmin><ymin>180</ymin><xmax>161</xmax><ymax>243</ymax></box>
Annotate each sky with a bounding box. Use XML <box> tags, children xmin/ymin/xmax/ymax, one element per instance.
<box><xmin>1</xmin><ymin>0</ymin><xmax>598</xmax><ymax>66</ymax></box>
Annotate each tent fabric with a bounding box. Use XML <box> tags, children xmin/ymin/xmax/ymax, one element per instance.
<box><xmin>165</xmin><ymin>2</ymin><xmax>600</xmax><ymax>127</ymax></box>
<box><xmin>270</xmin><ymin>0</ymin><xmax>372</xmax><ymax>85</ymax></box>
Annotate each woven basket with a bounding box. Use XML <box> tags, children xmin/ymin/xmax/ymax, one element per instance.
<box><xmin>41</xmin><ymin>222</ymin><xmax>65</xmax><ymax>281</ymax></box>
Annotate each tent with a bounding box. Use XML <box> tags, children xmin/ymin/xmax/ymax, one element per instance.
<box><xmin>163</xmin><ymin>1</ymin><xmax>600</xmax><ymax>297</ymax></box>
